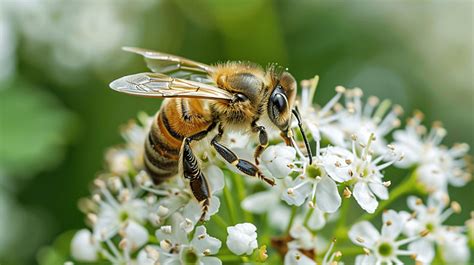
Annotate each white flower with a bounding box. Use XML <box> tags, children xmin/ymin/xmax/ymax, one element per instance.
<box><xmin>156</xmin><ymin>164</ymin><xmax>224</xmax><ymax>224</ymax></box>
<box><xmin>284</xmin><ymin>250</ymin><xmax>316</xmax><ymax>265</ymax></box>
<box><xmin>104</xmin><ymin>116</ymin><xmax>152</xmax><ymax>174</ymax></box>
<box><xmin>298</xmin><ymin>78</ymin><xmax>346</xmax><ymax>146</ymax></box>
<box><xmin>241</xmin><ymin>187</ymin><xmax>291</xmax><ymax>231</ymax></box>
<box><xmin>122</xmin><ymin>221</ymin><xmax>149</xmax><ymax>251</ymax></box>
<box><xmin>136</xmin><ymin>246</ymin><xmax>160</xmax><ymax>265</ymax></box>
<box><xmin>392</xmin><ymin>113</ymin><xmax>471</xmax><ymax>191</ymax></box>
<box><xmin>261</xmin><ymin>145</ymin><xmax>297</xmax><ymax>179</ymax></box>
<box><xmin>284</xmin><ymin>223</ymin><xmax>336</xmax><ymax>265</ymax></box>
<box><xmin>335</xmin><ymin>88</ymin><xmax>403</xmax><ymax>154</ymax></box>
<box><xmin>282</xmin><ymin>133</ymin><xmax>400</xmax><ymax>214</ymax></box>
<box><xmin>70</xmin><ymin>229</ymin><xmax>99</xmax><ymax>262</ymax></box>
<box><xmin>349</xmin><ymin>210</ymin><xmax>423</xmax><ymax>264</ymax></box>
<box><xmin>282</xmin><ymin>176</ymin><xmax>313</xmax><ymax>207</ymax></box>
<box><xmin>276</xmin><ymin>148</ymin><xmax>342</xmax><ymax>213</ymax></box>
<box><xmin>91</xmin><ymin>177</ymin><xmax>149</xmax><ymax>241</ymax></box>
<box><xmin>106</xmin><ymin>148</ymin><xmax>132</xmax><ymax>175</ymax></box>
<box><xmin>155</xmin><ymin>213</ymin><xmax>222</xmax><ymax>264</ymax></box>
<box><xmin>11</xmin><ymin>0</ymin><xmax>152</xmax><ymax>74</ymax></box>
<box><xmin>287</xmin><ymin>224</ymin><xmax>318</xmax><ymax>251</ymax></box>
<box><xmin>321</xmin><ymin>134</ymin><xmax>401</xmax><ymax>213</ymax></box>
<box><xmin>226</xmin><ymin>223</ymin><xmax>258</xmax><ymax>255</ymax></box>
<box><xmin>400</xmin><ymin>193</ymin><xmax>470</xmax><ymax>263</ymax></box>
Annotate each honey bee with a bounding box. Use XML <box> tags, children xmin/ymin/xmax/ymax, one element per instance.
<box><xmin>110</xmin><ymin>47</ymin><xmax>312</xmax><ymax>220</ymax></box>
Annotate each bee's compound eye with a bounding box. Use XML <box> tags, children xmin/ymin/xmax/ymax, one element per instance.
<box><xmin>272</xmin><ymin>93</ymin><xmax>287</xmax><ymax>113</ymax></box>
<box><xmin>233</xmin><ymin>93</ymin><xmax>249</xmax><ymax>102</ymax></box>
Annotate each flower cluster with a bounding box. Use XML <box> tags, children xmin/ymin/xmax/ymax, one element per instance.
<box><xmin>69</xmin><ymin>76</ymin><xmax>472</xmax><ymax>264</ymax></box>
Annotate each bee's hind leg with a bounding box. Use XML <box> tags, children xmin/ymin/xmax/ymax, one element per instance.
<box><xmin>212</xmin><ymin>126</ymin><xmax>275</xmax><ymax>186</ymax></box>
<box><xmin>182</xmin><ymin>138</ymin><xmax>210</xmax><ymax>222</ymax></box>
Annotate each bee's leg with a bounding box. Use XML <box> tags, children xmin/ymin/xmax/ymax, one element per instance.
<box><xmin>251</xmin><ymin>121</ymin><xmax>268</xmax><ymax>165</ymax></box>
<box><xmin>182</xmin><ymin>138</ymin><xmax>210</xmax><ymax>221</ymax></box>
<box><xmin>211</xmin><ymin>126</ymin><xmax>275</xmax><ymax>186</ymax></box>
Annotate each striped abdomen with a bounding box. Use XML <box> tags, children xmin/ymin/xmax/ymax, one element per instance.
<box><xmin>144</xmin><ymin>98</ymin><xmax>213</xmax><ymax>184</ymax></box>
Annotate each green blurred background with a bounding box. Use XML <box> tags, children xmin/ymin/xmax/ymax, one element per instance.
<box><xmin>0</xmin><ymin>0</ymin><xmax>472</xmax><ymax>264</ymax></box>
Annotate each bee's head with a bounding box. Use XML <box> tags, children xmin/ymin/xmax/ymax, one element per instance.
<box><xmin>267</xmin><ymin>71</ymin><xmax>297</xmax><ymax>132</ymax></box>
<box><xmin>267</xmin><ymin>70</ymin><xmax>313</xmax><ymax>164</ymax></box>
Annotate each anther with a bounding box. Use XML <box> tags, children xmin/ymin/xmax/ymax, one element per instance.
<box><xmin>335</xmin><ymin>86</ymin><xmax>346</xmax><ymax>93</ymax></box>
<box><xmin>451</xmin><ymin>201</ymin><xmax>462</xmax><ymax>213</ymax></box>
<box><xmin>343</xmin><ymin>187</ymin><xmax>352</xmax><ymax>199</ymax></box>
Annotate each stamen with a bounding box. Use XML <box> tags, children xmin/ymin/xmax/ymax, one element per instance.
<box><xmin>322</xmin><ymin>238</ymin><xmax>337</xmax><ymax>264</ymax></box>
<box><xmin>320</xmin><ymin>86</ymin><xmax>344</xmax><ymax>116</ymax></box>
<box><xmin>139</xmin><ymin>185</ymin><xmax>169</xmax><ymax>196</ymax></box>
<box><xmin>372</xmin><ymin>99</ymin><xmax>392</xmax><ymax>124</ymax></box>
<box><xmin>145</xmin><ymin>246</ymin><xmax>160</xmax><ymax>260</ymax></box>
<box><xmin>343</xmin><ymin>187</ymin><xmax>352</xmax><ymax>198</ymax></box>
<box><xmin>363</xmin><ymin>96</ymin><xmax>379</xmax><ymax>118</ymax></box>
<box><xmin>104</xmin><ymin>237</ymin><xmax>122</xmax><ymax>260</ymax></box>
<box><xmin>97</xmin><ymin>184</ymin><xmax>121</xmax><ymax>210</ymax></box>
<box><xmin>439</xmin><ymin>208</ymin><xmax>454</xmax><ymax>223</ymax></box>
<box><xmin>100</xmin><ymin>248</ymin><xmax>119</xmax><ymax>263</ymax></box>
<box><xmin>395</xmin><ymin>235</ymin><xmax>421</xmax><ymax>246</ymax></box>
<box><xmin>351</xmin><ymin>135</ymin><xmax>358</xmax><ymax>157</ymax></box>
<box><xmin>451</xmin><ymin>201</ymin><xmax>462</xmax><ymax>213</ymax></box>
<box><xmin>362</xmin><ymin>133</ymin><xmax>375</xmax><ymax>161</ymax></box>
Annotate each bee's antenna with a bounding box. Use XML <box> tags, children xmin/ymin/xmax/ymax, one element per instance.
<box><xmin>292</xmin><ymin>107</ymin><xmax>313</xmax><ymax>165</ymax></box>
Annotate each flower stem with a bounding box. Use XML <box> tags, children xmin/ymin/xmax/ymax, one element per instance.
<box><xmin>336</xmin><ymin>246</ymin><xmax>365</xmax><ymax>256</ymax></box>
<box><xmin>212</xmin><ymin>213</ymin><xmax>230</xmax><ymax>231</ymax></box>
<box><xmin>223</xmin><ymin>177</ymin><xmax>238</xmax><ymax>224</ymax></box>
<box><xmin>285</xmin><ymin>206</ymin><xmax>298</xmax><ymax>234</ymax></box>
<box><xmin>232</xmin><ymin>172</ymin><xmax>254</xmax><ymax>223</ymax></box>
<box><xmin>218</xmin><ymin>254</ymin><xmax>242</xmax><ymax>262</ymax></box>
<box><xmin>334</xmin><ymin>197</ymin><xmax>351</xmax><ymax>238</ymax></box>
<box><xmin>303</xmin><ymin>207</ymin><xmax>314</xmax><ymax>228</ymax></box>
<box><xmin>434</xmin><ymin>244</ymin><xmax>447</xmax><ymax>265</ymax></box>
<box><xmin>358</xmin><ymin>169</ymin><xmax>420</xmax><ymax>222</ymax></box>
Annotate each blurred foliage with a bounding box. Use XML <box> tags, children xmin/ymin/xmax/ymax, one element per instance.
<box><xmin>0</xmin><ymin>79</ymin><xmax>74</xmax><ymax>177</ymax></box>
<box><xmin>0</xmin><ymin>0</ymin><xmax>472</xmax><ymax>264</ymax></box>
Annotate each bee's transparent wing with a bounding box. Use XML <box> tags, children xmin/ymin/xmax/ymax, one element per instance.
<box><xmin>123</xmin><ymin>47</ymin><xmax>214</xmax><ymax>83</ymax></box>
<box><xmin>109</xmin><ymin>72</ymin><xmax>232</xmax><ymax>101</ymax></box>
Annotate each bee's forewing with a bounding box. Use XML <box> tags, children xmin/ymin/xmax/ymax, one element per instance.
<box><xmin>109</xmin><ymin>72</ymin><xmax>232</xmax><ymax>101</ymax></box>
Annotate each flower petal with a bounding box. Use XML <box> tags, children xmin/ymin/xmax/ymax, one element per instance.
<box><xmin>183</xmin><ymin>197</ymin><xmax>221</xmax><ymax>223</ymax></box>
<box><xmin>268</xmin><ymin>204</ymin><xmax>291</xmax><ymax>231</ymax></box>
<box><xmin>408</xmin><ymin>239</ymin><xmax>434</xmax><ymax>264</ymax></box>
<box><xmin>241</xmin><ymin>190</ymin><xmax>279</xmax><ymax>214</ymax></box>
<box><xmin>284</xmin><ymin>250</ymin><xmax>316</xmax><ymax>265</ymax></box>
<box><xmin>381</xmin><ymin>210</ymin><xmax>403</xmax><ymax>240</ymax></box>
<box><xmin>281</xmin><ymin>178</ymin><xmax>311</xmax><ymax>206</ymax></box>
<box><xmin>70</xmin><ymin>229</ymin><xmax>99</xmax><ymax>262</ymax></box>
<box><xmin>261</xmin><ymin>145</ymin><xmax>296</xmax><ymax>179</ymax></box>
<box><xmin>226</xmin><ymin>223</ymin><xmax>258</xmax><ymax>255</ymax></box>
<box><xmin>315</xmin><ymin>175</ymin><xmax>341</xmax><ymax>213</ymax></box>
<box><xmin>124</xmin><ymin>221</ymin><xmax>149</xmax><ymax>250</ymax></box>
<box><xmin>353</xmin><ymin>182</ymin><xmax>378</xmax><ymax>213</ymax></box>
<box><xmin>440</xmin><ymin>231</ymin><xmax>470</xmax><ymax>263</ymax></box>
<box><xmin>355</xmin><ymin>254</ymin><xmax>377</xmax><ymax>265</ymax></box>
<box><xmin>322</xmin><ymin>147</ymin><xmax>355</xmax><ymax>182</ymax></box>
<box><xmin>349</xmin><ymin>221</ymin><xmax>380</xmax><ymax>248</ymax></box>
<box><xmin>368</xmin><ymin>182</ymin><xmax>388</xmax><ymax>200</ymax></box>
<box><xmin>191</xmin><ymin>226</ymin><xmax>222</xmax><ymax>255</ymax></box>
<box><xmin>200</xmin><ymin>256</ymin><xmax>223</xmax><ymax>265</ymax></box>
<box><xmin>205</xmin><ymin>165</ymin><xmax>225</xmax><ymax>193</ymax></box>
<box><xmin>307</xmin><ymin>207</ymin><xmax>326</xmax><ymax>230</ymax></box>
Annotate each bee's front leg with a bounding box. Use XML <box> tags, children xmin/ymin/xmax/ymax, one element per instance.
<box><xmin>182</xmin><ymin>138</ymin><xmax>210</xmax><ymax>222</ymax></box>
<box><xmin>251</xmin><ymin>121</ymin><xmax>268</xmax><ymax>165</ymax></box>
<box><xmin>212</xmin><ymin>126</ymin><xmax>275</xmax><ymax>186</ymax></box>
